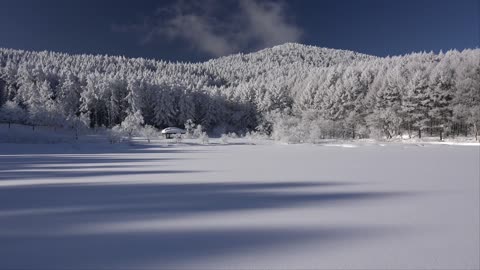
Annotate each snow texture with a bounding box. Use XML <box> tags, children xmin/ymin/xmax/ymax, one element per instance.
<box><xmin>0</xmin><ymin>140</ymin><xmax>478</xmax><ymax>269</ymax></box>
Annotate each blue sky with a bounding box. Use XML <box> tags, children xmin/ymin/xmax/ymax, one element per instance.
<box><xmin>0</xmin><ymin>0</ymin><xmax>478</xmax><ymax>62</ymax></box>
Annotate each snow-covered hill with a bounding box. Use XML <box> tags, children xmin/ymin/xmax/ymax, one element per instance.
<box><xmin>210</xmin><ymin>43</ymin><xmax>374</xmax><ymax>68</ymax></box>
<box><xmin>206</xmin><ymin>43</ymin><xmax>375</xmax><ymax>80</ymax></box>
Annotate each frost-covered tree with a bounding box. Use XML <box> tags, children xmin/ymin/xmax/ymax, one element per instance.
<box><xmin>58</xmin><ymin>73</ymin><xmax>82</xmax><ymax>117</ymax></box>
<box><xmin>451</xmin><ymin>50</ymin><xmax>480</xmax><ymax>140</ymax></box>
<box><xmin>366</xmin><ymin>108</ymin><xmax>403</xmax><ymax>139</ymax></box>
<box><xmin>107</xmin><ymin>125</ymin><xmax>125</xmax><ymax>144</ymax></box>
<box><xmin>400</xmin><ymin>69</ymin><xmax>429</xmax><ymax>138</ymax></box>
<box><xmin>121</xmin><ymin>110</ymin><xmax>144</xmax><ymax>140</ymax></box>
<box><xmin>184</xmin><ymin>119</ymin><xmax>195</xmax><ymax>138</ymax></box>
<box><xmin>66</xmin><ymin>113</ymin><xmax>90</xmax><ymax>140</ymax></box>
<box><xmin>142</xmin><ymin>125</ymin><xmax>158</xmax><ymax>143</ymax></box>
<box><xmin>0</xmin><ymin>100</ymin><xmax>26</xmax><ymax>127</ymax></box>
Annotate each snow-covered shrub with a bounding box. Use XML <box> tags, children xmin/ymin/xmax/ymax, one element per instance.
<box><xmin>227</xmin><ymin>132</ymin><xmax>238</xmax><ymax>139</ymax></box>
<box><xmin>268</xmin><ymin>110</ymin><xmax>366</xmax><ymax>143</ymax></box>
<box><xmin>174</xmin><ymin>133</ymin><xmax>183</xmax><ymax>143</ymax></box>
<box><xmin>107</xmin><ymin>125</ymin><xmax>125</xmax><ymax>144</ymax></box>
<box><xmin>245</xmin><ymin>131</ymin><xmax>269</xmax><ymax>142</ymax></box>
<box><xmin>198</xmin><ymin>131</ymin><xmax>209</xmax><ymax>144</ymax></box>
<box><xmin>142</xmin><ymin>125</ymin><xmax>158</xmax><ymax>143</ymax></box>
<box><xmin>356</xmin><ymin>124</ymin><xmax>370</xmax><ymax>139</ymax></box>
<box><xmin>220</xmin><ymin>133</ymin><xmax>229</xmax><ymax>144</ymax></box>
<box><xmin>270</xmin><ymin>114</ymin><xmax>304</xmax><ymax>143</ymax></box>
<box><xmin>255</xmin><ymin>122</ymin><xmax>273</xmax><ymax>136</ymax></box>
<box><xmin>193</xmin><ymin>124</ymin><xmax>204</xmax><ymax>139</ymax></box>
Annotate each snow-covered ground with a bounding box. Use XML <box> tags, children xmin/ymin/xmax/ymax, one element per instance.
<box><xmin>0</xmin><ymin>139</ymin><xmax>478</xmax><ymax>269</ymax></box>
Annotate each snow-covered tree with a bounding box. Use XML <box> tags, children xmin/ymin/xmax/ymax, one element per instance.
<box><xmin>142</xmin><ymin>125</ymin><xmax>158</xmax><ymax>143</ymax></box>
<box><xmin>184</xmin><ymin>119</ymin><xmax>196</xmax><ymax>138</ymax></box>
<box><xmin>66</xmin><ymin>113</ymin><xmax>90</xmax><ymax>140</ymax></box>
<box><xmin>121</xmin><ymin>110</ymin><xmax>144</xmax><ymax>140</ymax></box>
<box><xmin>366</xmin><ymin>108</ymin><xmax>403</xmax><ymax>139</ymax></box>
<box><xmin>0</xmin><ymin>101</ymin><xmax>26</xmax><ymax>127</ymax></box>
<box><xmin>107</xmin><ymin>125</ymin><xmax>125</xmax><ymax>144</ymax></box>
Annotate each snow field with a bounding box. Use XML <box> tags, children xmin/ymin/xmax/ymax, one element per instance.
<box><xmin>0</xmin><ymin>141</ymin><xmax>478</xmax><ymax>269</ymax></box>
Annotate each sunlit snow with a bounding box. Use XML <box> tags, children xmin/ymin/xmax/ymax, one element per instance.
<box><xmin>0</xmin><ymin>140</ymin><xmax>478</xmax><ymax>269</ymax></box>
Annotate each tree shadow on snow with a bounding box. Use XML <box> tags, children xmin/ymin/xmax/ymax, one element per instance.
<box><xmin>0</xmin><ymin>144</ymin><xmax>205</xmax><ymax>181</ymax></box>
<box><xmin>0</xmin><ymin>181</ymin><xmax>413</xmax><ymax>269</ymax></box>
<box><xmin>0</xmin><ymin>141</ymin><xmax>204</xmax><ymax>155</ymax></box>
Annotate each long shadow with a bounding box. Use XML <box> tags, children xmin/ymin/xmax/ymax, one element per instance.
<box><xmin>0</xmin><ymin>182</ymin><xmax>388</xmax><ymax>213</ymax></box>
<box><xmin>0</xmin><ymin>226</ymin><xmax>396</xmax><ymax>270</ymax></box>
<box><xmin>0</xmin><ymin>143</ymin><xmax>414</xmax><ymax>269</ymax></box>
<box><xmin>0</xmin><ymin>141</ymin><xmax>202</xmax><ymax>155</ymax></box>
<box><xmin>0</xmin><ymin>168</ymin><xmax>203</xmax><ymax>180</ymax></box>
<box><xmin>0</xmin><ymin>181</ymin><xmax>412</xmax><ymax>269</ymax></box>
<box><xmin>0</xmin><ymin>144</ymin><xmax>201</xmax><ymax>180</ymax></box>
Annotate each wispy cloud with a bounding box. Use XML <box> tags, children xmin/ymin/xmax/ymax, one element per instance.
<box><xmin>113</xmin><ymin>0</ymin><xmax>302</xmax><ymax>57</ymax></box>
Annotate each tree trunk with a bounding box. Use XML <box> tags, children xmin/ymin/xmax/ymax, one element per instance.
<box><xmin>385</xmin><ymin>130</ymin><xmax>392</xmax><ymax>139</ymax></box>
<box><xmin>418</xmin><ymin>128</ymin><xmax>422</xmax><ymax>139</ymax></box>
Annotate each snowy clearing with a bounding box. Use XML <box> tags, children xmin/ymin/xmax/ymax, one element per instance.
<box><xmin>0</xmin><ymin>141</ymin><xmax>479</xmax><ymax>269</ymax></box>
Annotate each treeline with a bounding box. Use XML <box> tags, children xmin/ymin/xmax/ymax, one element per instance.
<box><xmin>266</xmin><ymin>48</ymin><xmax>480</xmax><ymax>142</ymax></box>
<box><xmin>0</xmin><ymin>43</ymin><xmax>478</xmax><ymax>141</ymax></box>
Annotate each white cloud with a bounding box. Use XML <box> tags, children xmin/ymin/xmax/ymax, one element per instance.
<box><xmin>116</xmin><ymin>0</ymin><xmax>302</xmax><ymax>57</ymax></box>
<box><xmin>240</xmin><ymin>0</ymin><xmax>302</xmax><ymax>48</ymax></box>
